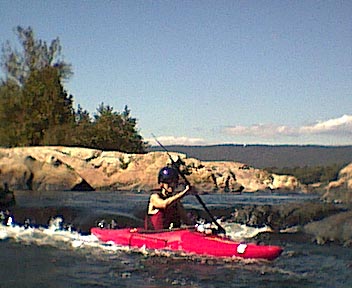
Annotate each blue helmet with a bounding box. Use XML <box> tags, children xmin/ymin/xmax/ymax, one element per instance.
<box><xmin>158</xmin><ymin>166</ymin><xmax>179</xmax><ymax>184</ymax></box>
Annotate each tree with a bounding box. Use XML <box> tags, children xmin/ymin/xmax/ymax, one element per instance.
<box><xmin>1</xmin><ymin>26</ymin><xmax>72</xmax><ymax>86</ymax></box>
<box><xmin>0</xmin><ymin>80</ymin><xmax>24</xmax><ymax>146</ymax></box>
<box><xmin>70</xmin><ymin>105</ymin><xmax>94</xmax><ymax>147</ymax></box>
<box><xmin>21</xmin><ymin>66</ymin><xmax>75</xmax><ymax>145</ymax></box>
<box><xmin>91</xmin><ymin>103</ymin><xmax>125</xmax><ymax>150</ymax></box>
<box><xmin>0</xmin><ymin>26</ymin><xmax>75</xmax><ymax>146</ymax></box>
<box><xmin>0</xmin><ymin>26</ymin><xmax>147</xmax><ymax>152</ymax></box>
<box><xmin>120</xmin><ymin>105</ymin><xmax>146</xmax><ymax>152</ymax></box>
<box><xmin>90</xmin><ymin>103</ymin><xmax>147</xmax><ymax>152</ymax></box>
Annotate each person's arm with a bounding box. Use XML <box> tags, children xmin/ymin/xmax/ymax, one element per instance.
<box><xmin>150</xmin><ymin>185</ymin><xmax>190</xmax><ymax>209</ymax></box>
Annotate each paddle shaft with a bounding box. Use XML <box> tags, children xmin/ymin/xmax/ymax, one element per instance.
<box><xmin>152</xmin><ymin>134</ymin><xmax>226</xmax><ymax>234</ymax></box>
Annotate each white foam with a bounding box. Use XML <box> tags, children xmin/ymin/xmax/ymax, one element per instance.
<box><xmin>195</xmin><ymin>219</ymin><xmax>273</xmax><ymax>240</ymax></box>
<box><xmin>221</xmin><ymin>221</ymin><xmax>273</xmax><ymax>240</ymax></box>
<box><xmin>0</xmin><ymin>217</ymin><xmax>103</xmax><ymax>251</ymax></box>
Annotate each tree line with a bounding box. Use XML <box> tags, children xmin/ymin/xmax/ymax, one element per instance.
<box><xmin>0</xmin><ymin>26</ymin><xmax>147</xmax><ymax>153</ymax></box>
<box><xmin>266</xmin><ymin>162</ymin><xmax>347</xmax><ymax>185</ymax></box>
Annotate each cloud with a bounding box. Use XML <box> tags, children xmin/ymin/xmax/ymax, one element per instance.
<box><xmin>146</xmin><ymin>115</ymin><xmax>352</xmax><ymax>146</ymax></box>
<box><xmin>300</xmin><ymin>114</ymin><xmax>352</xmax><ymax>135</ymax></box>
<box><xmin>146</xmin><ymin>136</ymin><xmax>206</xmax><ymax>146</ymax></box>
<box><xmin>224</xmin><ymin>124</ymin><xmax>298</xmax><ymax>138</ymax></box>
<box><xmin>224</xmin><ymin>115</ymin><xmax>352</xmax><ymax>139</ymax></box>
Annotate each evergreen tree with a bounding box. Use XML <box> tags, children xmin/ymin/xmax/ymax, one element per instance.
<box><xmin>21</xmin><ymin>66</ymin><xmax>75</xmax><ymax>145</ymax></box>
<box><xmin>71</xmin><ymin>105</ymin><xmax>94</xmax><ymax>147</ymax></box>
<box><xmin>120</xmin><ymin>105</ymin><xmax>146</xmax><ymax>152</ymax></box>
<box><xmin>1</xmin><ymin>26</ymin><xmax>147</xmax><ymax>152</ymax></box>
<box><xmin>0</xmin><ymin>80</ymin><xmax>24</xmax><ymax>146</ymax></box>
<box><xmin>90</xmin><ymin>103</ymin><xmax>146</xmax><ymax>152</ymax></box>
<box><xmin>0</xmin><ymin>26</ymin><xmax>74</xmax><ymax>146</ymax></box>
<box><xmin>1</xmin><ymin>26</ymin><xmax>72</xmax><ymax>86</ymax></box>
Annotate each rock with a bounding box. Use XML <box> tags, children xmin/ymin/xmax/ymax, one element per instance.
<box><xmin>23</xmin><ymin>154</ymin><xmax>84</xmax><ymax>191</ymax></box>
<box><xmin>229</xmin><ymin>202</ymin><xmax>344</xmax><ymax>231</ymax></box>
<box><xmin>0</xmin><ymin>183</ymin><xmax>16</xmax><ymax>208</ymax></box>
<box><xmin>272</xmin><ymin>174</ymin><xmax>299</xmax><ymax>190</ymax></box>
<box><xmin>0</xmin><ymin>157</ymin><xmax>33</xmax><ymax>190</ymax></box>
<box><xmin>304</xmin><ymin>211</ymin><xmax>352</xmax><ymax>246</ymax></box>
<box><xmin>0</xmin><ymin>147</ymin><xmax>90</xmax><ymax>191</ymax></box>
<box><xmin>0</xmin><ymin>146</ymin><xmax>300</xmax><ymax>192</ymax></box>
<box><xmin>2</xmin><ymin>206</ymin><xmax>144</xmax><ymax>234</ymax></box>
<box><xmin>321</xmin><ymin>163</ymin><xmax>352</xmax><ymax>203</ymax></box>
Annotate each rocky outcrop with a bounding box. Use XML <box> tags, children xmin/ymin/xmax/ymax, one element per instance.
<box><xmin>321</xmin><ymin>163</ymin><xmax>352</xmax><ymax>203</ymax></box>
<box><xmin>0</xmin><ymin>147</ymin><xmax>88</xmax><ymax>191</ymax></box>
<box><xmin>0</xmin><ymin>146</ymin><xmax>299</xmax><ymax>192</ymax></box>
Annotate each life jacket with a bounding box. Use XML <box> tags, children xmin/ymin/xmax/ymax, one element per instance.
<box><xmin>144</xmin><ymin>192</ymin><xmax>181</xmax><ymax>230</ymax></box>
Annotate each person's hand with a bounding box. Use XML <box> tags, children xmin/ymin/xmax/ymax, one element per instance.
<box><xmin>184</xmin><ymin>185</ymin><xmax>191</xmax><ymax>193</ymax></box>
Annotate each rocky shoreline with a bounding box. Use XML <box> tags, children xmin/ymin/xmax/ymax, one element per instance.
<box><xmin>0</xmin><ymin>146</ymin><xmax>300</xmax><ymax>192</ymax></box>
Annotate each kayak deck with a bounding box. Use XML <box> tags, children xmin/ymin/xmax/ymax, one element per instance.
<box><xmin>91</xmin><ymin>227</ymin><xmax>282</xmax><ymax>260</ymax></box>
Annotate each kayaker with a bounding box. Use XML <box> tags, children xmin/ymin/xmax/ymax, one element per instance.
<box><xmin>145</xmin><ymin>166</ymin><xmax>193</xmax><ymax>230</ymax></box>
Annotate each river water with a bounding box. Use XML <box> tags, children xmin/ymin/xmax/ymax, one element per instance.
<box><xmin>0</xmin><ymin>191</ymin><xmax>351</xmax><ymax>288</ymax></box>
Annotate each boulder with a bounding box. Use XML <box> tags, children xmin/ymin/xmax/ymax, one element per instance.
<box><xmin>0</xmin><ymin>147</ymin><xmax>90</xmax><ymax>191</ymax></box>
<box><xmin>271</xmin><ymin>174</ymin><xmax>299</xmax><ymax>190</ymax></box>
<box><xmin>304</xmin><ymin>211</ymin><xmax>352</xmax><ymax>246</ymax></box>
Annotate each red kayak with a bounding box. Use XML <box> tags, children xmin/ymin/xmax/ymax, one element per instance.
<box><xmin>91</xmin><ymin>227</ymin><xmax>282</xmax><ymax>260</ymax></box>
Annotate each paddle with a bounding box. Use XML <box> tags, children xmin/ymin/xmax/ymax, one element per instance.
<box><xmin>152</xmin><ymin>134</ymin><xmax>226</xmax><ymax>234</ymax></box>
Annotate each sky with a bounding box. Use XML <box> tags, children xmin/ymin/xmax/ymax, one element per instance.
<box><xmin>1</xmin><ymin>1</ymin><xmax>351</xmax><ymax>146</ymax></box>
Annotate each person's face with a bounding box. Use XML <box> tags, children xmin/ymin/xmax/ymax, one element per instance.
<box><xmin>162</xmin><ymin>181</ymin><xmax>177</xmax><ymax>194</ymax></box>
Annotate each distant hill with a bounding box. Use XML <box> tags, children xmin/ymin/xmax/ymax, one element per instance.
<box><xmin>148</xmin><ymin>144</ymin><xmax>352</xmax><ymax>168</ymax></box>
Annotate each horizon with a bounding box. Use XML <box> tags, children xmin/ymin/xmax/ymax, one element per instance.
<box><xmin>148</xmin><ymin>143</ymin><xmax>352</xmax><ymax>148</ymax></box>
<box><xmin>1</xmin><ymin>1</ymin><xmax>351</xmax><ymax>146</ymax></box>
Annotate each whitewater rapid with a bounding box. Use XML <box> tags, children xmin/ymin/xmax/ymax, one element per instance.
<box><xmin>0</xmin><ymin>214</ymin><xmax>273</xmax><ymax>260</ymax></box>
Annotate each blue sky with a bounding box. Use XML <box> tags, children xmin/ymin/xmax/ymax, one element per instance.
<box><xmin>1</xmin><ymin>1</ymin><xmax>351</xmax><ymax>146</ymax></box>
